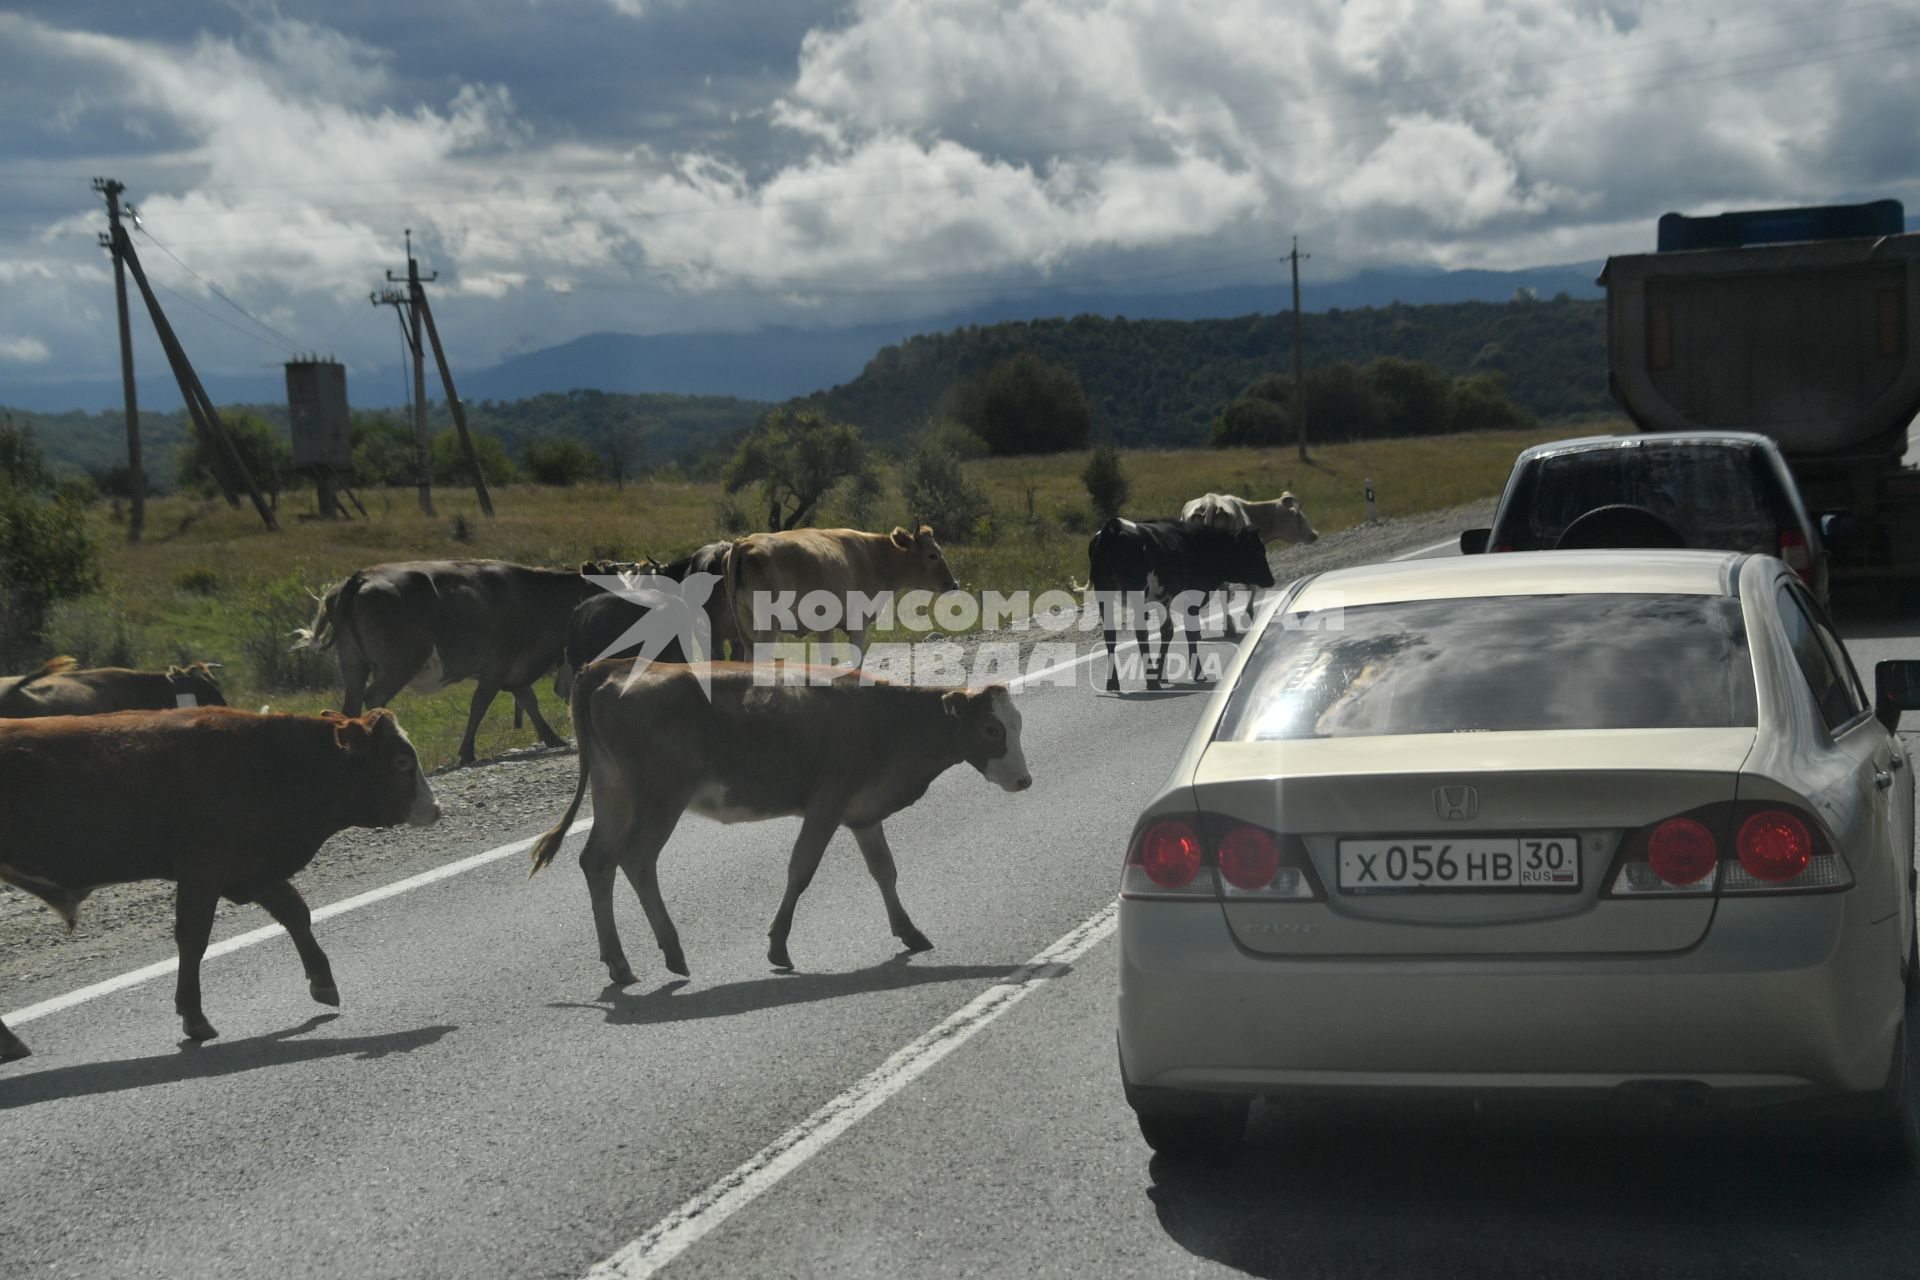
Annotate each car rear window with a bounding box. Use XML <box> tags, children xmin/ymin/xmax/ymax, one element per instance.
<box><xmin>1499</xmin><ymin>444</ymin><xmax>1784</xmax><ymax>552</ymax></box>
<box><xmin>1215</xmin><ymin>593</ymin><xmax>1757</xmax><ymax>740</ymax></box>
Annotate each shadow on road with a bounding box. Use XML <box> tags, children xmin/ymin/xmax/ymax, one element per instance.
<box><xmin>549</xmin><ymin>952</ymin><xmax>1025</xmax><ymax>1027</ymax></box>
<box><xmin>0</xmin><ymin>1015</ymin><xmax>457</xmax><ymax>1111</ymax></box>
<box><xmin>1146</xmin><ymin>1100</ymin><xmax>1918</xmax><ymax>1278</ymax></box>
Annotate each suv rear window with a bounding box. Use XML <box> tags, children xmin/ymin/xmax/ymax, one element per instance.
<box><xmin>1215</xmin><ymin>594</ymin><xmax>1757</xmax><ymax>741</ymax></box>
<box><xmin>1498</xmin><ymin>443</ymin><xmax>1785</xmax><ymax>552</ymax></box>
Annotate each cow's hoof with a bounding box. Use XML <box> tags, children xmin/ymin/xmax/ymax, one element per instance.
<box><xmin>900</xmin><ymin>930</ymin><xmax>934</xmax><ymax>954</ymax></box>
<box><xmin>768</xmin><ymin>942</ymin><xmax>794</xmax><ymax>971</ymax></box>
<box><xmin>608</xmin><ymin>966</ymin><xmax>638</xmax><ymax>986</ymax></box>
<box><xmin>182</xmin><ymin>1017</ymin><xmax>218</xmax><ymax>1042</ymax></box>
<box><xmin>1104</xmin><ymin>677</ymin><xmax>1120</xmax><ymax>693</ymax></box>
<box><xmin>310</xmin><ymin>980</ymin><xmax>341</xmax><ymax>1007</ymax></box>
<box><xmin>663</xmin><ymin>951</ymin><xmax>690</xmax><ymax>978</ymax></box>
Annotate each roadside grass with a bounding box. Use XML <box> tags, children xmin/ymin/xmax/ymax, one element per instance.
<box><xmin>44</xmin><ymin>427</ymin><xmax>1584</xmax><ymax>770</ymax></box>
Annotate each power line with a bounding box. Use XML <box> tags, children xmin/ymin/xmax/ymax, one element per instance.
<box><xmin>133</xmin><ymin>222</ymin><xmax>304</xmax><ymax>352</ymax></box>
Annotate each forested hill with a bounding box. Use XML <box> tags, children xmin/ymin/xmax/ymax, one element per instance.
<box><xmin>791</xmin><ymin>293</ymin><xmax>1607</xmax><ymax>447</ymax></box>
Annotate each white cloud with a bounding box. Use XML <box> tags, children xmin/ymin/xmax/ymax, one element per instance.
<box><xmin>0</xmin><ymin>337</ymin><xmax>52</xmax><ymax>364</ymax></box>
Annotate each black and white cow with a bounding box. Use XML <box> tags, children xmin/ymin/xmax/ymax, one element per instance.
<box><xmin>1085</xmin><ymin>518</ymin><xmax>1276</xmax><ymax>692</ymax></box>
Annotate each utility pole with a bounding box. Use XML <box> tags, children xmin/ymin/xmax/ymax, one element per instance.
<box><xmin>94</xmin><ymin>178</ymin><xmax>144</xmax><ymax>541</ymax></box>
<box><xmin>1287</xmin><ymin>236</ymin><xmax>1311</xmax><ymax>463</ymax></box>
<box><xmin>373</xmin><ymin>230</ymin><xmax>493</xmax><ymax>517</ymax></box>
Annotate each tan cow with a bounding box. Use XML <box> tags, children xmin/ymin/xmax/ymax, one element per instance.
<box><xmin>724</xmin><ymin>526</ymin><xmax>959</xmax><ymax>659</ymax></box>
<box><xmin>0</xmin><ymin>706</ymin><xmax>438</xmax><ymax>1060</ymax></box>
<box><xmin>0</xmin><ymin>658</ymin><xmax>226</xmax><ymax>718</ymax></box>
<box><xmin>528</xmin><ymin>660</ymin><xmax>1029</xmax><ymax>980</ymax></box>
<box><xmin>1180</xmin><ymin>491</ymin><xmax>1319</xmax><ymax>545</ymax></box>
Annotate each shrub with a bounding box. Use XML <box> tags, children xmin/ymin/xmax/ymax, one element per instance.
<box><xmin>1081</xmin><ymin>442</ymin><xmax>1131</xmax><ymax>523</ymax></box>
<box><xmin>250</xmin><ymin>576</ymin><xmax>337</xmax><ymax>693</ymax></box>
<box><xmin>42</xmin><ymin>595</ymin><xmax>142</xmax><ymax>670</ymax></box>
<box><xmin>0</xmin><ymin>481</ymin><xmax>102</xmax><ymax>667</ymax></box>
<box><xmin>836</xmin><ymin>467</ymin><xmax>886</xmax><ymax>529</ymax></box>
<box><xmin>431</xmin><ymin>429</ymin><xmax>517</xmax><ymax>486</ymax></box>
<box><xmin>522</xmin><ymin>437</ymin><xmax>603</xmax><ymax>487</ymax></box>
<box><xmin>0</xmin><ymin>420</ymin><xmax>53</xmax><ymax>493</ymax></box>
<box><xmin>918</xmin><ymin>421</ymin><xmax>991</xmax><ymax>461</ymax></box>
<box><xmin>952</xmin><ymin>353</ymin><xmax>1093</xmax><ymax>456</ymax></box>
<box><xmin>177</xmin><ymin>412</ymin><xmax>292</xmax><ymax>502</ymax></box>
<box><xmin>713</xmin><ymin>492</ymin><xmax>753</xmax><ymax>536</ymax></box>
<box><xmin>902</xmin><ymin>446</ymin><xmax>992</xmax><ymax>545</ymax></box>
<box><xmin>171</xmin><ymin>565</ymin><xmax>223</xmax><ymax>596</ymax></box>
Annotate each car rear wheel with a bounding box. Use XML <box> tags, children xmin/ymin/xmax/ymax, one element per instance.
<box><xmin>1832</xmin><ymin>1016</ymin><xmax>1920</xmax><ymax>1174</ymax></box>
<box><xmin>1124</xmin><ymin>1077</ymin><xmax>1249</xmax><ymax>1159</ymax></box>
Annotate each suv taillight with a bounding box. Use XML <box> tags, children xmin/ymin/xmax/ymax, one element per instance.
<box><xmin>1122</xmin><ymin>817</ymin><xmax>1322</xmax><ymax>901</ymax></box>
<box><xmin>1605</xmin><ymin>801</ymin><xmax>1849</xmax><ymax>897</ymax></box>
<box><xmin>1778</xmin><ymin>528</ymin><xmax>1814</xmax><ymax>583</ymax></box>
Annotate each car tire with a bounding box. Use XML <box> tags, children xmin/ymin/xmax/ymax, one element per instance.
<box><xmin>1134</xmin><ymin>1105</ymin><xmax>1249</xmax><ymax>1159</ymax></box>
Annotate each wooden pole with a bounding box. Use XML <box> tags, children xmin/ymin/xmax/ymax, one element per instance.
<box><xmin>94</xmin><ymin>179</ymin><xmax>144</xmax><ymax>541</ymax></box>
<box><xmin>117</xmin><ymin>226</ymin><xmax>278</xmax><ymax>531</ymax></box>
<box><xmin>1289</xmin><ymin>236</ymin><xmax>1310</xmax><ymax>464</ymax></box>
<box><xmin>406</xmin><ymin>235</ymin><xmax>433</xmax><ymax>515</ymax></box>
<box><xmin>415</xmin><ymin>287</ymin><xmax>494</xmax><ymax>516</ymax></box>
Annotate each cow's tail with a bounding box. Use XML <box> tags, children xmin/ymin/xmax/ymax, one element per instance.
<box><xmin>291</xmin><ymin>572</ymin><xmax>363</xmax><ymax>653</ymax></box>
<box><xmin>722</xmin><ymin>536</ymin><xmax>755</xmax><ymax>654</ymax></box>
<box><xmin>529</xmin><ymin>666</ymin><xmax>598</xmax><ymax>876</ymax></box>
<box><xmin>29</xmin><ymin>655</ymin><xmax>76</xmax><ymax>680</ymax></box>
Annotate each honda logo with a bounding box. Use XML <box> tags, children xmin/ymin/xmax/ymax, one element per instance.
<box><xmin>1434</xmin><ymin>785</ymin><xmax>1479</xmax><ymax>821</ymax></box>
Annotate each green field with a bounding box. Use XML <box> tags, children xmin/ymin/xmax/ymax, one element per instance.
<box><xmin>40</xmin><ymin>429</ymin><xmax>1577</xmax><ymax>770</ymax></box>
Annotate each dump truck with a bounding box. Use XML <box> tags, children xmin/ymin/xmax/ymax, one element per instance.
<box><xmin>1601</xmin><ymin>199</ymin><xmax>1920</xmax><ymax>586</ymax></box>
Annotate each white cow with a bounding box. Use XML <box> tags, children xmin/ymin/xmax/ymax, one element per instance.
<box><xmin>1179</xmin><ymin>492</ymin><xmax>1319</xmax><ymax>633</ymax></box>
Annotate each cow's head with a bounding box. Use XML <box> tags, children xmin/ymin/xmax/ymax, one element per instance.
<box><xmin>166</xmin><ymin>661</ymin><xmax>227</xmax><ymax>708</ymax></box>
<box><xmin>1231</xmin><ymin>528</ymin><xmax>1278</xmax><ymax>588</ymax></box>
<box><xmin>891</xmin><ymin>524</ymin><xmax>960</xmax><ymax>592</ymax></box>
<box><xmin>327</xmin><ymin>708</ymin><xmax>440</xmax><ymax>828</ymax></box>
<box><xmin>1274</xmin><ymin>492</ymin><xmax>1318</xmax><ymax>545</ymax></box>
<box><xmin>943</xmin><ymin>685</ymin><xmax>1031</xmax><ymax>792</ymax></box>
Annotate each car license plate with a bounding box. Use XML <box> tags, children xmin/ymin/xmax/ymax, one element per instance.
<box><xmin>1337</xmin><ymin>836</ymin><xmax>1580</xmax><ymax>892</ymax></box>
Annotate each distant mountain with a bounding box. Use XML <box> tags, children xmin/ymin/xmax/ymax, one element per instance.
<box><xmin>0</xmin><ymin>260</ymin><xmax>1605</xmax><ymax>414</ymax></box>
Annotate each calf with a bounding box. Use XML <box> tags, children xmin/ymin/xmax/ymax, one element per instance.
<box><xmin>528</xmin><ymin>661</ymin><xmax>1030</xmax><ymax>980</ymax></box>
<box><xmin>725</xmin><ymin>526</ymin><xmax>958</xmax><ymax>661</ymax></box>
<box><xmin>0</xmin><ymin>707</ymin><xmax>439</xmax><ymax>1060</ymax></box>
<box><xmin>1086</xmin><ymin>518</ymin><xmax>1276</xmax><ymax>692</ymax></box>
<box><xmin>0</xmin><ymin>658</ymin><xmax>225</xmax><ymax>718</ymax></box>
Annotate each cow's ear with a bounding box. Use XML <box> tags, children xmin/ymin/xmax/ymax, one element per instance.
<box><xmin>363</xmin><ymin>708</ymin><xmax>401</xmax><ymax>738</ymax></box>
<box><xmin>334</xmin><ymin>718</ymin><xmax>374</xmax><ymax>754</ymax></box>
<box><xmin>1280</xmin><ymin>493</ymin><xmax>1298</xmax><ymax>508</ymax></box>
<box><xmin>891</xmin><ymin>528</ymin><xmax>913</xmax><ymax>549</ymax></box>
<box><xmin>942</xmin><ymin>689</ymin><xmax>969</xmax><ymax>718</ymax></box>
<box><xmin>917</xmin><ymin>524</ymin><xmax>936</xmax><ymax>541</ymax></box>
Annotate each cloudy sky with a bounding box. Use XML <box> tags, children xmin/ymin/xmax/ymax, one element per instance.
<box><xmin>3</xmin><ymin>0</ymin><xmax>1917</xmax><ymax>395</ymax></box>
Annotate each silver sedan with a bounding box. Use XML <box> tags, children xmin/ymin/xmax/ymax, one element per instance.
<box><xmin>1117</xmin><ymin>549</ymin><xmax>1920</xmax><ymax>1165</ymax></box>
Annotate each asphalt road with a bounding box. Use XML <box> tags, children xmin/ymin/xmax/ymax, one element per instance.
<box><xmin>3</xmin><ymin>547</ymin><xmax>1918</xmax><ymax>1280</ymax></box>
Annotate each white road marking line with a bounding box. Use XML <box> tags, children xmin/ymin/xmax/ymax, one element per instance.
<box><xmin>3</xmin><ymin>819</ymin><xmax>592</xmax><ymax>1029</ymax></box>
<box><xmin>584</xmin><ymin>901</ymin><xmax>1119</xmax><ymax>1280</ymax></box>
<box><xmin>1392</xmin><ymin>535</ymin><xmax>1462</xmax><ymax>561</ymax></box>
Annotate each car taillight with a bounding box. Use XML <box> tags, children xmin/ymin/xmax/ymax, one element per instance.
<box><xmin>1721</xmin><ymin>802</ymin><xmax>1849</xmax><ymax>893</ymax></box>
<box><xmin>1218</xmin><ymin>826</ymin><xmax>1281</xmax><ymax>890</ymax></box>
<box><xmin>1778</xmin><ymin>528</ymin><xmax>1813</xmax><ymax>583</ymax></box>
<box><xmin>1647</xmin><ymin>818</ymin><xmax>1717</xmax><ymax>886</ymax></box>
<box><xmin>1123</xmin><ymin>819</ymin><xmax>1212</xmax><ymax>899</ymax></box>
<box><xmin>1121</xmin><ymin>817</ymin><xmax>1321</xmax><ymax>900</ymax></box>
<box><xmin>1607</xmin><ymin>801</ymin><xmax>1850</xmax><ymax>897</ymax></box>
<box><xmin>1491</xmin><ymin>542</ymin><xmax>1514</xmax><ymax>553</ymax></box>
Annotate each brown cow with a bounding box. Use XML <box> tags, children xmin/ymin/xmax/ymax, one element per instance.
<box><xmin>528</xmin><ymin>660</ymin><xmax>1029</xmax><ymax>981</ymax></box>
<box><xmin>0</xmin><ymin>706</ymin><xmax>438</xmax><ymax>1060</ymax></box>
<box><xmin>725</xmin><ymin>526</ymin><xmax>959</xmax><ymax>660</ymax></box>
<box><xmin>0</xmin><ymin>658</ymin><xmax>226</xmax><ymax>718</ymax></box>
<box><xmin>295</xmin><ymin>558</ymin><xmax>627</xmax><ymax>765</ymax></box>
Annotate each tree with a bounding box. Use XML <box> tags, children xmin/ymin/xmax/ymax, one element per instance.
<box><xmin>430</xmin><ymin>429</ymin><xmax>516</xmax><ymax>486</ymax></box>
<box><xmin>1363</xmin><ymin>356</ymin><xmax>1453</xmax><ymax>437</ymax></box>
<box><xmin>952</xmin><ymin>353</ymin><xmax>1093</xmax><ymax>455</ymax></box>
<box><xmin>1081</xmin><ymin>442</ymin><xmax>1131</xmax><ymax>522</ymax></box>
<box><xmin>0</xmin><ymin>478</ymin><xmax>101</xmax><ymax>666</ymax></box>
<box><xmin>723</xmin><ymin>408</ymin><xmax>873</xmax><ymax>531</ymax></box>
<box><xmin>176</xmin><ymin>412</ymin><xmax>291</xmax><ymax>503</ymax></box>
<box><xmin>0</xmin><ymin>419</ymin><xmax>53</xmax><ymax>493</ymax></box>
<box><xmin>521</xmin><ymin>437</ymin><xmax>602</xmax><ymax>486</ymax></box>
<box><xmin>902</xmin><ymin>444</ymin><xmax>991</xmax><ymax>544</ymax></box>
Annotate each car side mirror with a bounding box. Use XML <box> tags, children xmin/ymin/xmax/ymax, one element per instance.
<box><xmin>1877</xmin><ymin>660</ymin><xmax>1920</xmax><ymax>732</ymax></box>
<box><xmin>1459</xmin><ymin>528</ymin><xmax>1490</xmax><ymax>556</ymax></box>
<box><xmin>1819</xmin><ymin>512</ymin><xmax>1858</xmax><ymax>543</ymax></box>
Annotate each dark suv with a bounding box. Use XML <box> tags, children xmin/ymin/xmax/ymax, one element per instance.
<box><xmin>1461</xmin><ymin>431</ymin><xmax>1829</xmax><ymax>604</ymax></box>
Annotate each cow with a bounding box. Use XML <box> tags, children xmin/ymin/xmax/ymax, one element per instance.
<box><xmin>1085</xmin><ymin>518</ymin><xmax>1276</xmax><ymax>692</ymax></box>
<box><xmin>0</xmin><ymin>657</ymin><xmax>226</xmax><ymax>718</ymax></box>
<box><xmin>725</xmin><ymin>526</ymin><xmax>959</xmax><ymax>661</ymax></box>
<box><xmin>0</xmin><ymin>706</ymin><xmax>438</xmax><ymax>1061</ymax></box>
<box><xmin>1179</xmin><ymin>491</ymin><xmax>1317</xmax><ymax>632</ymax></box>
<box><xmin>528</xmin><ymin>660</ymin><xmax>1030</xmax><ymax>981</ymax></box>
<box><xmin>553</xmin><ymin>543</ymin><xmax>745</xmax><ymax>703</ymax></box>
<box><xmin>295</xmin><ymin>558</ymin><xmax>629</xmax><ymax>765</ymax></box>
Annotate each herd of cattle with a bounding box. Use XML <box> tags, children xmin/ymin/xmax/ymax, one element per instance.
<box><xmin>0</xmin><ymin>488</ymin><xmax>1315</xmax><ymax>1064</ymax></box>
